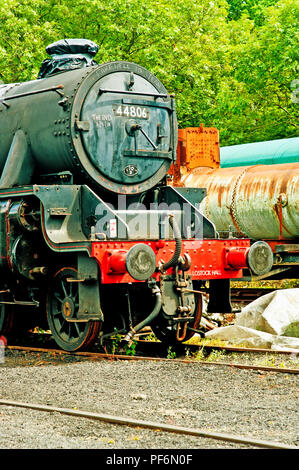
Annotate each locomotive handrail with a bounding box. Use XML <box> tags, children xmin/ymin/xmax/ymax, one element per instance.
<box><xmin>122</xmin><ymin>149</ymin><xmax>173</xmax><ymax>159</ymax></box>
<box><xmin>121</xmin><ymin>98</ymin><xmax>172</xmax><ymax>109</ymax></box>
<box><xmin>0</xmin><ymin>85</ymin><xmax>65</xmax><ymax>107</ymax></box>
<box><xmin>94</xmin><ymin>97</ymin><xmax>172</xmax><ymax>109</ymax></box>
<box><xmin>98</xmin><ymin>88</ymin><xmax>168</xmax><ymax>99</ymax></box>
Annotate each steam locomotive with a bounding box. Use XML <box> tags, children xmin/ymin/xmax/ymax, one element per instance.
<box><xmin>0</xmin><ymin>39</ymin><xmax>273</xmax><ymax>351</ymax></box>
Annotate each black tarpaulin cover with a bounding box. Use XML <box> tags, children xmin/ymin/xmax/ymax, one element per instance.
<box><xmin>38</xmin><ymin>38</ymin><xmax>99</xmax><ymax>79</ymax></box>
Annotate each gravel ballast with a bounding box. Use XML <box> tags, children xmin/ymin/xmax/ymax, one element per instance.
<box><xmin>0</xmin><ymin>358</ymin><xmax>298</xmax><ymax>450</ymax></box>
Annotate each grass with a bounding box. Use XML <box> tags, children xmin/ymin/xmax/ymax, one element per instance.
<box><xmin>231</xmin><ymin>279</ymin><xmax>299</xmax><ymax>289</ymax></box>
<box><xmin>184</xmin><ymin>345</ymin><xmax>299</xmax><ymax>369</ymax></box>
<box><xmin>183</xmin><ymin>336</ymin><xmax>299</xmax><ymax>369</ymax></box>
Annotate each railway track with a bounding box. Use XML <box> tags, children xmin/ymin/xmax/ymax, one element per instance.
<box><xmin>2</xmin><ymin>336</ymin><xmax>298</xmax><ymax>450</ymax></box>
<box><xmin>5</xmin><ymin>341</ymin><xmax>299</xmax><ymax>375</ymax></box>
<box><xmin>0</xmin><ymin>398</ymin><xmax>296</xmax><ymax>449</ymax></box>
<box><xmin>230</xmin><ymin>287</ymin><xmax>277</xmax><ymax>303</ymax></box>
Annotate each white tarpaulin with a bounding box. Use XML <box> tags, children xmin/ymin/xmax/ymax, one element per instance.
<box><xmin>205</xmin><ymin>288</ymin><xmax>299</xmax><ymax>351</ymax></box>
<box><xmin>205</xmin><ymin>324</ymin><xmax>299</xmax><ymax>350</ymax></box>
<box><xmin>236</xmin><ymin>288</ymin><xmax>299</xmax><ymax>337</ymax></box>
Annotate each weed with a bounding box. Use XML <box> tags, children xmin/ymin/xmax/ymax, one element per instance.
<box><xmin>206</xmin><ymin>349</ymin><xmax>226</xmax><ymax>362</ymax></box>
<box><xmin>143</xmin><ymin>333</ymin><xmax>159</xmax><ymax>342</ymax></box>
<box><xmin>167</xmin><ymin>346</ymin><xmax>176</xmax><ymax>359</ymax></box>
<box><xmin>185</xmin><ymin>336</ymin><xmax>229</xmax><ymax>348</ymax></box>
<box><xmin>124</xmin><ymin>340</ymin><xmax>137</xmax><ymax>356</ymax></box>
<box><xmin>109</xmin><ymin>331</ymin><xmax>123</xmax><ymax>355</ymax></box>
<box><xmin>192</xmin><ymin>347</ymin><xmax>206</xmax><ymax>361</ymax></box>
<box><xmin>107</xmin><ymin>331</ymin><xmax>138</xmax><ymax>356</ymax></box>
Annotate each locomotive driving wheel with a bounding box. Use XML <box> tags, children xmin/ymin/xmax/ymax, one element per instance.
<box><xmin>47</xmin><ymin>267</ymin><xmax>101</xmax><ymax>351</ymax></box>
<box><xmin>151</xmin><ymin>293</ymin><xmax>203</xmax><ymax>346</ymax></box>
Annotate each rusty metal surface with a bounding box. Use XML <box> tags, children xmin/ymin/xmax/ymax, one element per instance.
<box><xmin>0</xmin><ymin>398</ymin><xmax>296</xmax><ymax>448</ymax></box>
<box><xmin>181</xmin><ymin>163</ymin><xmax>299</xmax><ymax>240</ymax></box>
<box><xmin>169</xmin><ymin>126</ymin><xmax>220</xmax><ymax>184</ymax></box>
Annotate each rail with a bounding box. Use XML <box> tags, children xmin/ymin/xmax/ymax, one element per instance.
<box><xmin>0</xmin><ymin>399</ymin><xmax>296</xmax><ymax>449</ymax></box>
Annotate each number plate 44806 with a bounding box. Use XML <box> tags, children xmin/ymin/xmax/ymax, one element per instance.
<box><xmin>113</xmin><ymin>104</ymin><xmax>149</xmax><ymax>119</ymax></box>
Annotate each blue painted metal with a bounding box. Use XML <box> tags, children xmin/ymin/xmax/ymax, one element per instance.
<box><xmin>220</xmin><ymin>138</ymin><xmax>299</xmax><ymax>168</ymax></box>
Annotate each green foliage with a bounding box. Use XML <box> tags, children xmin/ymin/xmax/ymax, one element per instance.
<box><xmin>166</xmin><ymin>346</ymin><xmax>177</xmax><ymax>359</ymax></box>
<box><xmin>124</xmin><ymin>340</ymin><xmax>137</xmax><ymax>356</ymax></box>
<box><xmin>107</xmin><ymin>332</ymin><xmax>123</xmax><ymax>355</ymax></box>
<box><xmin>224</xmin><ymin>0</ymin><xmax>299</xmax><ymax>143</ymax></box>
<box><xmin>0</xmin><ymin>0</ymin><xmax>57</xmax><ymax>82</ymax></box>
<box><xmin>107</xmin><ymin>331</ymin><xmax>137</xmax><ymax>356</ymax></box>
<box><xmin>226</xmin><ymin>0</ymin><xmax>279</xmax><ymax>24</ymax></box>
<box><xmin>0</xmin><ymin>0</ymin><xmax>297</xmax><ymax>145</ymax></box>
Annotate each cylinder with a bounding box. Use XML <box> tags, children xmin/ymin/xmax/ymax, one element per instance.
<box><xmin>181</xmin><ymin>162</ymin><xmax>299</xmax><ymax>240</ymax></box>
<box><xmin>220</xmin><ymin>138</ymin><xmax>299</xmax><ymax>168</ymax></box>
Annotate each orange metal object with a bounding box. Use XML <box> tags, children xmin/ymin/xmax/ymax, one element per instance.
<box><xmin>169</xmin><ymin>125</ymin><xmax>220</xmax><ymax>184</ymax></box>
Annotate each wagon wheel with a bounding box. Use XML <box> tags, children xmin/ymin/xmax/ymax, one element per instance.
<box><xmin>47</xmin><ymin>267</ymin><xmax>101</xmax><ymax>351</ymax></box>
<box><xmin>151</xmin><ymin>293</ymin><xmax>203</xmax><ymax>346</ymax></box>
<box><xmin>0</xmin><ymin>303</ymin><xmax>15</xmax><ymax>338</ymax></box>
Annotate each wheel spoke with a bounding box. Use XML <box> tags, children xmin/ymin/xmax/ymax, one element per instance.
<box><xmin>52</xmin><ymin>309</ymin><xmax>62</xmax><ymax>317</ymax></box>
<box><xmin>57</xmin><ymin>318</ymin><xmax>66</xmax><ymax>333</ymax></box>
<box><xmin>61</xmin><ymin>280</ymin><xmax>68</xmax><ymax>298</ymax></box>
<box><xmin>54</xmin><ymin>293</ymin><xmax>64</xmax><ymax>304</ymax></box>
<box><xmin>74</xmin><ymin>322</ymin><xmax>81</xmax><ymax>337</ymax></box>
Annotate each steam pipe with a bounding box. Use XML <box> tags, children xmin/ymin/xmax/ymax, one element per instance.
<box><xmin>161</xmin><ymin>214</ymin><xmax>182</xmax><ymax>271</ymax></box>
<box><xmin>123</xmin><ymin>285</ymin><xmax>162</xmax><ymax>344</ymax></box>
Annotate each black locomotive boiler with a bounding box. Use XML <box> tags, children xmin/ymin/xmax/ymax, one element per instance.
<box><xmin>0</xmin><ymin>39</ymin><xmax>273</xmax><ymax>351</ymax></box>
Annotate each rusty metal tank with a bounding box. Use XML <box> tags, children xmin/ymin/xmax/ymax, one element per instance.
<box><xmin>181</xmin><ymin>163</ymin><xmax>299</xmax><ymax>240</ymax></box>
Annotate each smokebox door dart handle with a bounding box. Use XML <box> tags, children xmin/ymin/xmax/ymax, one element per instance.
<box><xmin>126</xmin><ymin>122</ymin><xmax>158</xmax><ymax>150</ymax></box>
<box><xmin>139</xmin><ymin>127</ymin><xmax>158</xmax><ymax>150</ymax></box>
